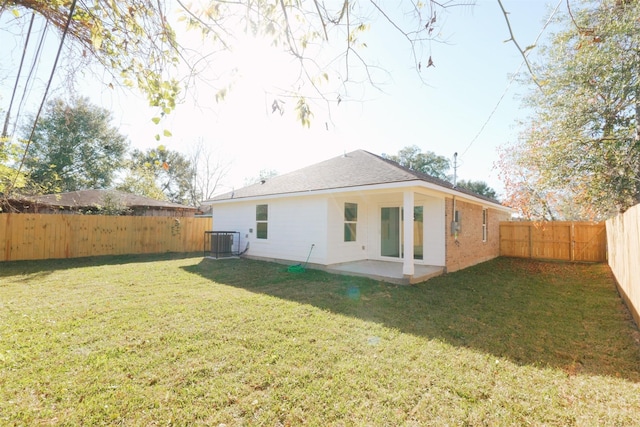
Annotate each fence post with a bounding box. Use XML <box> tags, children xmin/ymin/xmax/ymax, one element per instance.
<box><xmin>3</xmin><ymin>214</ymin><xmax>12</xmax><ymax>261</ymax></box>
<box><xmin>570</xmin><ymin>222</ymin><xmax>575</xmax><ymax>261</ymax></box>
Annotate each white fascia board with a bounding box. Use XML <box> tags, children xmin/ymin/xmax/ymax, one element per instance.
<box><xmin>206</xmin><ymin>180</ymin><xmax>512</xmax><ymax>213</ymax></box>
<box><xmin>204</xmin><ymin>181</ymin><xmax>417</xmax><ymax>205</ymax></box>
<box><xmin>410</xmin><ymin>181</ymin><xmax>513</xmax><ymax>213</ymax></box>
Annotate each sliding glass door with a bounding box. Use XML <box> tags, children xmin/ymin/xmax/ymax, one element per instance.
<box><xmin>381</xmin><ymin>207</ymin><xmax>401</xmax><ymax>257</ymax></box>
<box><xmin>380</xmin><ymin>206</ymin><xmax>423</xmax><ymax>260</ymax></box>
<box><xmin>414</xmin><ymin>206</ymin><xmax>423</xmax><ymax>260</ymax></box>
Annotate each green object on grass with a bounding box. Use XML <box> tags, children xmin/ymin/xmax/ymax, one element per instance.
<box><xmin>287</xmin><ymin>264</ymin><xmax>305</xmax><ymax>273</ymax></box>
<box><xmin>288</xmin><ymin>244</ymin><xmax>315</xmax><ymax>273</ymax></box>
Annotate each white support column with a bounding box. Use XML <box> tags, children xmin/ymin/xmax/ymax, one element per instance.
<box><xmin>403</xmin><ymin>190</ymin><xmax>414</xmax><ymax>277</ymax></box>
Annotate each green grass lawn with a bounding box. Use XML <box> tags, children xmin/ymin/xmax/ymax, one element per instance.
<box><xmin>1</xmin><ymin>255</ymin><xmax>639</xmax><ymax>426</ymax></box>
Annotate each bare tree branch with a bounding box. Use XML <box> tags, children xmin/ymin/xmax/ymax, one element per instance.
<box><xmin>175</xmin><ymin>0</ymin><xmax>231</xmax><ymax>50</ymax></box>
<box><xmin>313</xmin><ymin>0</ymin><xmax>328</xmax><ymax>40</ymax></box>
<box><xmin>496</xmin><ymin>0</ymin><xmax>542</xmax><ymax>90</ymax></box>
<box><xmin>278</xmin><ymin>0</ymin><xmax>302</xmax><ymax>59</ymax></box>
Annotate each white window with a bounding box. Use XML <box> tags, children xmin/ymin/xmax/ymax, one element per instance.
<box><xmin>344</xmin><ymin>202</ymin><xmax>357</xmax><ymax>242</ymax></box>
<box><xmin>482</xmin><ymin>208</ymin><xmax>488</xmax><ymax>242</ymax></box>
<box><xmin>256</xmin><ymin>204</ymin><xmax>268</xmax><ymax>239</ymax></box>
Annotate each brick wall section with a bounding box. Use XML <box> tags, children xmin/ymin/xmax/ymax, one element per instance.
<box><xmin>445</xmin><ymin>197</ymin><xmax>510</xmax><ymax>273</ymax></box>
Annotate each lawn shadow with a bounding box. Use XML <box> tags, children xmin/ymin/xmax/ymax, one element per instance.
<box><xmin>1</xmin><ymin>252</ymin><xmax>201</xmax><ymax>282</ymax></box>
<box><xmin>183</xmin><ymin>256</ymin><xmax>640</xmax><ymax>383</ymax></box>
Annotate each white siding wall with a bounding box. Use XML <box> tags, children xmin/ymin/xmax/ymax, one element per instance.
<box><xmin>326</xmin><ymin>196</ymin><xmax>370</xmax><ymax>265</ymax></box>
<box><xmin>209</xmin><ymin>202</ymin><xmax>254</xmax><ymax>243</ymax></box>
<box><xmin>366</xmin><ymin>193</ymin><xmax>402</xmax><ymax>261</ymax></box>
<box><xmin>211</xmin><ymin>188</ymin><xmax>447</xmax><ymax>267</ymax></box>
<box><xmin>327</xmin><ymin>191</ymin><xmax>445</xmax><ymax>266</ymax></box>
<box><xmin>421</xmin><ymin>196</ymin><xmax>446</xmax><ymax>265</ymax></box>
<box><xmin>211</xmin><ymin>196</ymin><xmax>328</xmax><ymax>264</ymax></box>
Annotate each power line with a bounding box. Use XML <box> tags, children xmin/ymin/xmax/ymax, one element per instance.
<box><xmin>11</xmin><ymin>19</ymin><xmax>49</xmax><ymax>138</ymax></box>
<box><xmin>9</xmin><ymin>0</ymin><xmax>78</xmax><ymax>193</ymax></box>
<box><xmin>2</xmin><ymin>13</ymin><xmax>36</xmax><ymax>138</ymax></box>
<box><xmin>459</xmin><ymin>63</ymin><xmax>522</xmax><ymax>158</ymax></box>
<box><xmin>459</xmin><ymin>0</ymin><xmax>562</xmax><ymax>158</ymax></box>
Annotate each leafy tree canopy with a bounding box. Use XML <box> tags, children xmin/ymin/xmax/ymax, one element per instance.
<box><xmin>3</xmin><ymin>0</ymin><xmax>459</xmax><ymax>126</ymax></box>
<box><xmin>499</xmin><ymin>0</ymin><xmax>640</xmax><ymax>220</ymax></box>
<box><xmin>0</xmin><ymin>137</ymin><xmax>28</xmax><ymax>195</ymax></box>
<box><xmin>456</xmin><ymin>179</ymin><xmax>498</xmax><ymax>201</ymax></box>
<box><xmin>21</xmin><ymin>96</ymin><xmax>128</xmax><ymax>193</ymax></box>
<box><xmin>4</xmin><ymin>0</ymin><xmax>180</xmax><ymax>118</ymax></box>
<box><xmin>116</xmin><ymin>163</ymin><xmax>167</xmax><ymax>203</ymax></box>
<box><xmin>126</xmin><ymin>145</ymin><xmax>193</xmax><ymax>205</ymax></box>
<box><xmin>383</xmin><ymin>145</ymin><xmax>451</xmax><ymax>181</ymax></box>
<box><xmin>244</xmin><ymin>169</ymin><xmax>279</xmax><ymax>187</ymax></box>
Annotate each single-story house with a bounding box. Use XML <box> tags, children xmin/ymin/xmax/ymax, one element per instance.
<box><xmin>205</xmin><ymin>150</ymin><xmax>512</xmax><ymax>284</ymax></box>
<box><xmin>2</xmin><ymin>189</ymin><xmax>197</xmax><ymax>217</ymax></box>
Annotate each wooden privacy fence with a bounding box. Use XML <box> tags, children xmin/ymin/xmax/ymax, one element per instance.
<box><xmin>0</xmin><ymin>214</ymin><xmax>211</xmax><ymax>262</ymax></box>
<box><xmin>500</xmin><ymin>221</ymin><xmax>606</xmax><ymax>262</ymax></box>
<box><xmin>606</xmin><ymin>204</ymin><xmax>640</xmax><ymax>327</ymax></box>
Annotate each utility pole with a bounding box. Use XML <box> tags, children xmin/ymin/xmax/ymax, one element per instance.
<box><xmin>453</xmin><ymin>152</ymin><xmax>458</xmax><ymax>187</ymax></box>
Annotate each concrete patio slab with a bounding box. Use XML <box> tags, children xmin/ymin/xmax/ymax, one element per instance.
<box><xmin>326</xmin><ymin>260</ymin><xmax>444</xmax><ymax>285</ymax></box>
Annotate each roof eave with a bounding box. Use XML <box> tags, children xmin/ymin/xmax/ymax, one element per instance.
<box><xmin>205</xmin><ymin>179</ymin><xmax>511</xmax><ymax>212</ymax></box>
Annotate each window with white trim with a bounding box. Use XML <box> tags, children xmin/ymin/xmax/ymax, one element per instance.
<box><xmin>256</xmin><ymin>204</ymin><xmax>268</xmax><ymax>239</ymax></box>
<box><xmin>344</xmin><ymin>202</ymin><xmax>357</xmax><ymax>242</ymax></box>
<box><xmin>482</xmin><ymin>208</ymin><xmax>488</xmax><ymax>242</ymax></box>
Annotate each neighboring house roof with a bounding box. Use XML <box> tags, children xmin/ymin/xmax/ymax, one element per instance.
<box><xmin>18</xmin><ymin>190</ymin><xmax>196</xmax><ymax>211</ymax></box>
<box><xmin>208</xmin><ymin>149</ymin><xmax>506</xmax><ymax>207</ymax></box>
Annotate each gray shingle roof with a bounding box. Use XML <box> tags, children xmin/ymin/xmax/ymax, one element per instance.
<box><xmin>209</xmin><ymin>150</ymin><xmax>502</xmax><ymax>205</ymax></box>
<box><xmin>26</xmin><ymin>190</ymin><xmax>196</xmax><ymax>210</ymax></box>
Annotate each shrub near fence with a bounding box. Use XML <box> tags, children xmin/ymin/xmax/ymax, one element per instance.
<box><xmin>500</xmin><ymin>221</ymin><xmax>606</xmax><ymax>262</ymax></box>
<box><xmin>0</xmin><ymin>214</ymin><xmax>210</xmax><ymax>262</ymax></box>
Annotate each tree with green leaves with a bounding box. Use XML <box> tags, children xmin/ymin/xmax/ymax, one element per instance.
<box><xmin>1</xmin><ymin>137</ymin><xmax>26</xmax><ymax>195</ymax></box>
<box><xmin>383</xmin><ymin>145</ymin><xmax>451</xmax><ymax>181</ymax></box>
<box><xmin>456</xmin><ymin>179</ymin><xmax>498</xmax><ymax>200</ymax></box>
<box><xmin>116</xmin><ymin>163</ymin><xmax>167</xmax><ymax>202</ymax></box>
<box><xmin>2</xmin><ymin>1</ymin><xmax>461</xmax><ymax>128</ymax></box>
<box><xmin>244</xmin><ymin>169</ymin><xmax>279</xmax><ymax>187</ymax></box>
<box><xmin>500</xmin><ymin>0</ymin><xmax>640</xmax><ymax>220</ymax></box>
<box><xmin>21</xmin><ymin>97</ymin><xmax>128</xmax><ymax>193</ymax></box>
<box><xmin>3</xmin><ymin>0</ymin><xmax>180</xmax><ymax>123</ymax></box>
<box><xmin>124</xmin><ymin>146</ymin><xmax>193</xmax><ymax>205</ymax></box>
